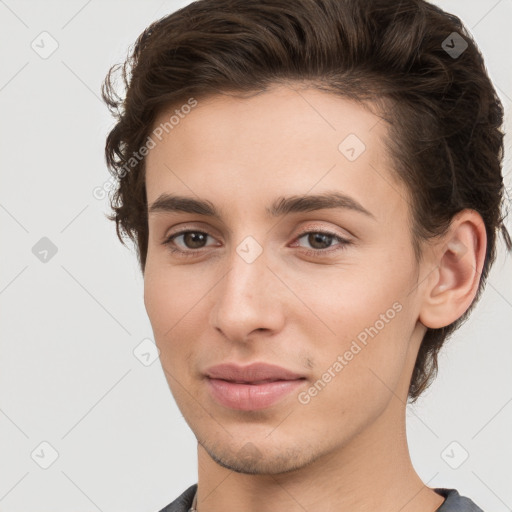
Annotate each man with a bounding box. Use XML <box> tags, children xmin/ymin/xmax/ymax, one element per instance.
<box><xmin>101</xmin><ymin>0</ymin><xmax>511</xmax><ymax>510</ymax></box>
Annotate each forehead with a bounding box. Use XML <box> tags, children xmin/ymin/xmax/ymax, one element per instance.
<box><xmin>145</xmin><ymin>85</ymin><xmax>409</xmax><ymax>223</ymax></box>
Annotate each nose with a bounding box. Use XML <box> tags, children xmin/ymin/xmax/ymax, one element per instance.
<box><xmin>210</xmin><ymin>243</ymin><xmax>286</xmax><ymax>344</ymax></box>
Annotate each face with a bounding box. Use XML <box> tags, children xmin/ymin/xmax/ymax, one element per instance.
<box><xmin>144</xmin><ymin>85</ymin><xmax>426</xmax><ymax>475</ymax></box>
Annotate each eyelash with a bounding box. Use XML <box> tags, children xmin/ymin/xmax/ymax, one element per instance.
<box><xmin>162</xmin><ymin>228</ymin><xmax>351</xmax><ymax>258</ymax></box>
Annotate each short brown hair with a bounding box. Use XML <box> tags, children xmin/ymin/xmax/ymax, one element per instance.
<box><xmin>102</xmin><ymin>0</ymin><xmax>511</xmax><ymax>401</ymax></box>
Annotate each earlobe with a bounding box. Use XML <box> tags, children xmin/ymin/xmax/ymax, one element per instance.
<box><xmin>418</xmin><ymin>210</ymin><xmax>487</xmax><ymax>329</ymax></box>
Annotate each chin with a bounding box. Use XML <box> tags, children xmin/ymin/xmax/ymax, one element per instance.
<box><xmin>202</xmin><ymin>437</ymin><xmax>324</xmax><ymax>475</ymax></box>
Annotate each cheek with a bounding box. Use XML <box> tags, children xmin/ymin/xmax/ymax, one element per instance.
<box><xmin>143</xmin><ymin>263</ymin><xmax>197</xmax><ymax>355</ymax></box>
<box><xmin>291</xmin><ymin>257</ymin><xmax>410</xmax><ymax>339</ymax></box>
<box><xmin>143</xmin><ymin>258</ymin><xmax>224</xmax><ymax>382</ymax></box>
<box><xmin>297</xmin><ymin>305</ymin><xmax>412</xmax><ymax>435</ymax></box>
<box><xmin>291</xmin><ymin>257</ymin><xmax>414</xmax><ymax>392</ymax></box>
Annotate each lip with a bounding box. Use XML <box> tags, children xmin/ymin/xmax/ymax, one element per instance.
<box><xmin>205</xmin><ymin>362</ymin><xmax>305</xmax><ymax>382</ymax></box>
<box><xmin>204</xmin><ymin>362</ymin><xmax>307</xmax><ymax>411</ymax></box>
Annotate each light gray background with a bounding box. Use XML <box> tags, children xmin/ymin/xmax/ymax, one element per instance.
<box><xmin>0</xmin><ymin>1</ymin><xmax>511</xmax><ymax>511</ymax></box>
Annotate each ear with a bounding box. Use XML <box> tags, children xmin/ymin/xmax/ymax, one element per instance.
<box><xmin>418</xmin><ymin>209</ymin><xmax>487</xmax><ymax>329</ymax></box>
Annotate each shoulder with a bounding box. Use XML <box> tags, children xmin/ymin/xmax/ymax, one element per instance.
<box><xmin>156</xmin><ymin>483</ymin><xmax>197</xmax><ymax>512</ymax></box>
<box><xmin>435</xmin><ymin>488</ymin><xmax>485</xmax><ymax>512</ymax></box>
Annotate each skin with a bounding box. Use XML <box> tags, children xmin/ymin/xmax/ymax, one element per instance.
<box><xmin>143</xmin><ymin>84</ymin><xmax>487</xmax><ymax>512</ymax></box>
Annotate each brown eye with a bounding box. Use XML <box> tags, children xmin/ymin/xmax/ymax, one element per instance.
<box><xmin>304</xmin><ymin>232</ymin><xmax>335</xmax><ymax>250</ymax></box>
<box><xmin>294</xmin><ymin>230</ymin><xmax>351</xmax><ymax>256</ymax></box>
<box><xmin>179</xmin><ymin>231</ymin><xmax>209</xmax><ymax>249</ymax></box>
<box><xmin>163</xmin><ymin>230</ymin><xmax>218</xmax><ymax>257</ymax></box>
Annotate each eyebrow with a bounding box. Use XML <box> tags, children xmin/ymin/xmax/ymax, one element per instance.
<box><xmin>148</xmin><ymin>191</ymin><xmax>376</xmax><ymax>220</ymax></box>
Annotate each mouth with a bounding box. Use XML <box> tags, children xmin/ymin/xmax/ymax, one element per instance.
<box><xmin>204</xmin><ymin>362</ymin><xmax>307</xmax><ymax>411</ymax></box>
<box><xmin>224</xmin><ymin>378</ymin><xmax>295</xmax><ymax>384</ymax></box>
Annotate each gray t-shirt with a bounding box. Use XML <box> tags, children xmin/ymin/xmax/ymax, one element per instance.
<box><xmin>157</xmin><ymin>484</ymin><xmax>485</xmax><ymax>512</ymax></box>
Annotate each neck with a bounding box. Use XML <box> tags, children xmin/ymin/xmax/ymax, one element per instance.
<box><xmin>194</xmin><ymin>393</ymin><xmax>444</xmax><ymax>512</ymax></box>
